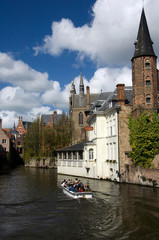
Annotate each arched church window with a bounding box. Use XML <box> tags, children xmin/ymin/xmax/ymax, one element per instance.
<box><xmin>79</xmin><ymin>112</ymin><xmax>83</xmax><ymax>125</ymax></box>
<box><xmin>89</xmin><ymin>148</ymin><xmax>94</xmax><ymax>160</ymax></box>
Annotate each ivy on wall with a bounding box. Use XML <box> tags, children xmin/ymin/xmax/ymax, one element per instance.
<box><xmin>128</xmin><ymin>111</ymin><xmax>159</xmax><ymax>168</ymax></box>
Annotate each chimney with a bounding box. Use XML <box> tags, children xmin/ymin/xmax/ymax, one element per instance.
<box><xmin>116</xmin><ymin>84</ymin><xmax>125</xmax><ymax>106</ymax></box>
<box><xmin>86</xmin><ymin>86</ymin><xmax>90</xmax><ymax>109</ymax></box>
<box><xmin>0</xmin><ymin>119</ymin><xmax>2</xmax><ymax>129</ymax></box>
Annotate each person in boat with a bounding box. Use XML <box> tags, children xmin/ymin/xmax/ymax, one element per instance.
<box><xmin>69</xmin><ymin>185</ymin><xmax>75</xmax><ymax>192</ymax></box>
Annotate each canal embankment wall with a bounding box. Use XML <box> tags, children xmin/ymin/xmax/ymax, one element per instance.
<box><xmin>120</xmin><ymin>154</ymin><xmax>159</xmax><ymax>188</ymax></box>
<box><xmin>25</xmin><ymin>157</ymin><xmax>57</xmax><ymax>169</ymax></box>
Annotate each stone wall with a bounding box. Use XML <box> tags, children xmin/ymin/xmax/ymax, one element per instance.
<box><xmin>71</xmin><ymin>107</ymin><xmax>88</xmax><ymax>143</ymax></box>
<box><xmin>121</xmin><ymin>156</ymin><xmax>159</xmax><ymax>188</ymax></box>
<box><xmin>25</xmin><ymin>157</ymin><xmax>57</xmax><ymax>168</ymax></box>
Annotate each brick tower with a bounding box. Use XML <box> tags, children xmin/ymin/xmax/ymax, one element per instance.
<box><xmin>132</xmin><ymin>8</ymin><xmax>158</xmax><ymax>116</ymax></box>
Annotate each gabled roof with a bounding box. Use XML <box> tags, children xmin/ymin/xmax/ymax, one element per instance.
<box><xmin>133</xmin><ymin>8</ymin><xmax>156</xmax><ymax>59</ymax></box>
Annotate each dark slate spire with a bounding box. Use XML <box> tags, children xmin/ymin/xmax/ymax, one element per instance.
<box><xmin>79</xmin><ymin>72</ymin><xmax>84</xmax><ymax>96</ymax></box>
<box><xmin>133</xmin><ymin>8</ymin><xmax>156</xmax><ymax>59</ymax></box>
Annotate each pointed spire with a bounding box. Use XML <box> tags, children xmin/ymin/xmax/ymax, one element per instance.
<box><xmin>133</xmin><ymin>8</ymin><xmax>156</xmax><ymax>59</ymax></box>
<box><xmin>79</xmin><ymin>72</ymin><xmax>84</xmax><ymax>96</ymax></box>
<box><xmin>13</xmin><ymin>122</ymin><xmax>16</xmax><ymax>131</ymax></box>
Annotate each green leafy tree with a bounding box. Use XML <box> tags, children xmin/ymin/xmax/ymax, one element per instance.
<box><xmin>24</xmin><ymin>113</ymin><xmax>75</xmax><ymax>160</ymax></box>
<box><xmin>24</xmin><ymin>117</ymin><xmax>40</xmax><ymax>159</ymax></box>
<box><xmin>128</xmin><ymin>111</ymin><xmax>159</xmax><ymax>168</ymax></box>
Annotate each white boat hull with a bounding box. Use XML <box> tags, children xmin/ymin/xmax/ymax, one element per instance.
<box><xmin>62</xmin><ymin>186</ymin><xmax>92</xmax><ymax>199</ymax></box>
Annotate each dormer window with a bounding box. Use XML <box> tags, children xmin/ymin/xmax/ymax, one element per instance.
<box><xmin>109</xmin><ymin>101</ymin><xmax>112</xmax><ymax>108</ymax></box>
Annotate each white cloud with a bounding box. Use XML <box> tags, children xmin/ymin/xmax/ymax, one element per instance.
<box><xmin>89</xmin><ymin>67</ymin><xmax>132</xmax><ymax>93</ymax></box>
<box><xmin>71</xmin><ymin>67</ymin><xmax>131</xmax><ymax>94</ymax></box>
<box><xmin>0</xmin><ymin>86</ymin><xmax>40</xmax><ymax>112</ymax></box>
<box><xmin>0</xmin><ymin>52</ymin><xmax>51</xmax><ymax>92</ymax></box>
<box><xmin>34</xmin><ymin>0</ymin><xmax>158</xmax><ymax>66</ymax></box>
<box><xmin>41</xmin><ymin>81</ymin><xmax>70</xmax><ymax>109</ymax></box>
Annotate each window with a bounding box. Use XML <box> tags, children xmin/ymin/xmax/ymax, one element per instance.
<box><xmin>113</xmin><ymin>119</ymin><xmax>116</xmax><ymax>135</ymax></box>
<box><xmin>106</xmin><ymin>121</ymin><xmax>109</xmax><ymax>136</ymax></box>
<box><xmin>79</xmin><ymin>151</ymin><xmax>83</xmax><ymax>160</ymax></box>
<box><xmin>89</xmin><ymin>148</ymin><xmax>94</xmax><ymax>160</ymax></box>
<box><xmin>79</xmin><ymin>112</ymin><xmax>83</xmax><ymax>125</ymax></box>
<box><xmin>145</xmin><ymin>59</ymin><xmax>150</xmax><ymax>69</ymax></box>
<box><xmin>59</xmin><ymin>152</ymin><xmax>62</xmax><ymax>159</ymax></box>
<box><xmin>2</xmin><ymin>139</ymin><xmax>6</xmax><ymax>144</ymax></box>
<box><xmin>110</xmin><ymin>120</ymin><xmax>112</xmax><ymax>136</ymax></box>
<box><xmin>63</xmin><ymin>152</ymin><xmax>66</xmax><ymax>159</ymax></box>
<box><xmin>110</xmin><ymin>143</ymin><xmax>113</xmax><ymax>160</ymax></box>
<box><xmin>68</xmin><ymin>152</ymin><xmax>72</xmax><ymax>159</ymax></box>
<box><xmin>73</xmin><ymin>152</ymin><xmax>77</xmax><ymax>160</ymax></box>
<box><xmin>146</xmin><ymin>96</ymin><xmax>151</xmax><ymax>104</ymax></box>
<box><xmin>146</xmin><ymin>80</ymin><xmax>151</xmax><ymax>86</ymax></box>
<box><xmin>113</xmin><ymin>143</ymin><xmax>116</xmax><ymax>160</ymax></box>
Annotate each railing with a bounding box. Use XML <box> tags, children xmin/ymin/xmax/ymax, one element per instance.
<box><xmin>58</xmin><ymin>159</ymin><xmax>83</xmax><ymax>168</ymax></box>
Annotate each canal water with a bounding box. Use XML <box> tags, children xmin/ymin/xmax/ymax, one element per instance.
<box><xmin>0</xmin><ymin>167</ymin><xmax>159</xmax><ymax>240</ymax></box>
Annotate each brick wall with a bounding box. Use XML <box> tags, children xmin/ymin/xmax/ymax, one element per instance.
<box><xmin>132</xmin><ymin>56</ymin><xmax>158</xmax><ymax>110</ymax></box>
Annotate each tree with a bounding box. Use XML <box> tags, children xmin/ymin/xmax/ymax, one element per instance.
<box><xmin>24</xmin><ymin>117</ymin><xmax>40</xmax><ymax>159</ymax></box>
<box><xmin>128</xmin><ymin>111</ymin><xmax>159</xmax><ymax>168</ymax></box>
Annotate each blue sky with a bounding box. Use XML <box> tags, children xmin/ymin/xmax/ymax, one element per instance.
<box><xmin>0</xmin><ymin>0</ymin><xmax>159</xmax><ymax>127</ymax></box>
<box><xmin>1</xmin><ymin>0</ymin><xmax>96</xmax><ymax>86</ymax></box>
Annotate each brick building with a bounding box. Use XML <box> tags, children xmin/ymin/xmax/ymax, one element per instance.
<box><xmin>16</xmin><ymin>116</ymin><xmax>32</xmax><ymax>135</ymax></box>
<box><xmin>132</xmin><ymin>8</ymin><xmax>159</xmax><ymax>117</ymax></box>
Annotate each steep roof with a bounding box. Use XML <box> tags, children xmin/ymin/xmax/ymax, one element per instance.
<box><xmin>133</xmin><ymin>8</ymin><xmax>156</xmax><ymax>59</ymax></box>
<box><xmin>86</xmin><ymin>86</ymin><xmax>133</xmax><ymax>123</ymax></box>
<box><xmin>71</xmin><ymin>93</ymin><xmax>99</xmax><ymax>108</ymax></box>
<box><xmin>41</xmin><ymin>114</ymin><xmax>62</xmax><ymax>125</ymax></box>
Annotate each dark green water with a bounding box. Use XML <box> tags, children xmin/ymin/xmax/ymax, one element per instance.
<box><xmin>0</xmin><ymin>167</ymin><xmax>159</xmax><ymax>240</ymax></box>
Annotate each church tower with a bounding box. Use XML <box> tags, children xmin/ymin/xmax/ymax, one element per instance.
<box><xmin>79</xmin><ymin>72</ymin><xmax>84</xmax><ymax>96</ymax></box>
<box><xmin>132</xmin><ymin>8</ymin><xmax>158</xmax><ymax>114</ymax></box>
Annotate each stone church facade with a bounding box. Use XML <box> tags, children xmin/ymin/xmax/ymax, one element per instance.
<box><xmin>69</xmin><ymin>73</ymin><xmax>99</xmax><ymax>143</ymax></box>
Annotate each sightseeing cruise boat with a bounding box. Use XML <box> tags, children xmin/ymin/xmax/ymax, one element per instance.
<box><xmin>61</xmin><ymin>179</ymin><xmax>92</xmax><ymax>199</ymax></box>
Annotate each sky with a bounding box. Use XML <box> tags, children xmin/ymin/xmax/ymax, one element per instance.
<box><xmin>0</xmin><ymin>0</ymin><xmax>159</xmax><ymax>128</ymax></box>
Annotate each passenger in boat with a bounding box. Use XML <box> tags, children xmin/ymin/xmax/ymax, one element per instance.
<box><xmin>69</xmin><ymin>185</ymin><xmax>75</xmax><ymax>192</ymax></box>
<box><xmin>85</xmin><ymin>184</ymin><xmax>91</xmax><ymax>192</ymax></box>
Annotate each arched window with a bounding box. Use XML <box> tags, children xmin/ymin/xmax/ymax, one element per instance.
<box><xmin>145</xmin><ymin>59</ymin><xmax>150</xmax><ymax>69</ymax></box>
<box><xmin>146</xmin><ymin>76</ymin><xmax>151</xmax><ymax>86</ymax></box>
<box><xmin>79</xmin><ymin>112</ymin><xmax>83</xmax><ymax>125</ymax></box>
<box><xmin>146</xmin><ymin>95</ymin><xmax>151</xmax><ymax>104</ymax></box>
<box><xmin>89</xmin><ymin>148</ymin><xmax>94</xmax><ymax>160</ymax></box>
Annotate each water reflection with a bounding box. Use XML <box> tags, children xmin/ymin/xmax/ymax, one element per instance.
<box><xmin>0</xmin><ymin>167</ymin><xmax>159</xmax><ymax>240</ymax></box>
